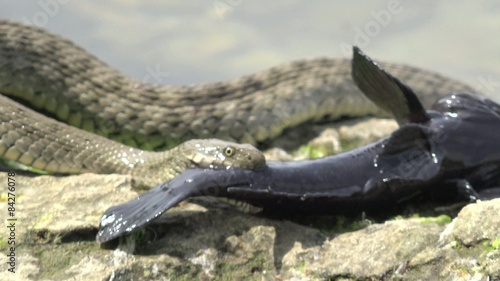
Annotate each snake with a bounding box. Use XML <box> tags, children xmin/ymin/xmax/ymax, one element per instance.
<box><xmin>1</xmin><ymin>95</ymin><xmax>264</xmax><ymax>187</ymax></box>
<box><xmin>0</xmin><ymin>20</ymin><xmax>480</xmax><ymax>187</ymax></box>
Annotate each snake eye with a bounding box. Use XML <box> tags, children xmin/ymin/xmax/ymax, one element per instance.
<box><xmin>224</xmin><ymin>146</ymin><xmax>235</xmax><ymax>157</ymax></box>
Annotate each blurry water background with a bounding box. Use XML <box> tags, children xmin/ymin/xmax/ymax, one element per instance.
<box><xmin>2</xmin><ymin>1</ymin><xmax>499</xmax><ymax>100</ymax></box>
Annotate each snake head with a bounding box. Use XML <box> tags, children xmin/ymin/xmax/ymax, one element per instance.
<box><xmin>178</xmin><ymin>139</ymin><xmax>266</xmax><ymax>170</ymax></box>
<box><xmin>131</xmin><ymin>139</ymin><xmax>266</xmax><ymax>189</ymax></box>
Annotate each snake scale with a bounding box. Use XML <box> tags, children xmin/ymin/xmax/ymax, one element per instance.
<box><xmin>0</xmin><ymin>20</ymin><xmax>479</xmax><ymax>187</ymax></box>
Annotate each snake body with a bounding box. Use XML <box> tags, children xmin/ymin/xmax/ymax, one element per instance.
<box><xmin>0</xmin><ymin>20</ymin><xmax>479</xmax><ymax>186</ymax></box>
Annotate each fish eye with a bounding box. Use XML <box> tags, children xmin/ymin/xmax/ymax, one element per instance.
<box><xmin>224</xmin><ymin>146</ymin><xmax>235</xmax><ymax>157</ymax></box>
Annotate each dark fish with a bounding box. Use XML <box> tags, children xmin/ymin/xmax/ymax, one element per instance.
<box><xmin>97</xmin><ymin>47</ymin><xmax>500</xmax><ymax>243</ymax></box>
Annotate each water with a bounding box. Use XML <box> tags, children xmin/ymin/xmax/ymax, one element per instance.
<box><xmin>2</xmin><ymin>1</ymin><xmax>500</xmax><ymax>100</ymax></box>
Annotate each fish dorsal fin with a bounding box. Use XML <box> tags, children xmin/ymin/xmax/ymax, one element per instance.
<box><xmin>351</xmin><ymin>46</ymin><xmax>430</xmax><ymax>125</ymax></box>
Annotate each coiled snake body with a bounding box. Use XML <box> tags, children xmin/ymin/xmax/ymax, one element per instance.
<box><xmin>0</xmin><ymin>20</ymin><xmax>478</xmax><ymax>187</ymax></box>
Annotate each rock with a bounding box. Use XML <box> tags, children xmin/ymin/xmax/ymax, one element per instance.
<box><xmin>0</xmin><ymin>172</ymin><xmax>137</xmax><ymax>241</ymax></box>
<box><xmin>266</xmin><ymin>118</ymin><xmax>394</xmax><ymax>160</ymax></box>
<box><xmin>264</xmin><ymin>147</ymin><xmax>294</xmax><ymax>161</ymax></box>
<box><xmin>295</xmin><ymin>128</ymin><xmax>342</xmax><ymax>160</ymax></box>
<box><xmin>442</xmin><ymin>199</ymin><xmax>500</xmax><ymax>245</ymax></box>
<box><xmin>289</xmin><ymin>219</ymin><xmax>444</xmax><ymax>277</ymax></box>
<box><xmin>1</xmin><ymin>170</ymin><xmax>499</xmax><ymax>280</ymax></box>
<box><xmin>338</xmin><ymin>118</ymin><xmax>397</xmax><ymax>149</ymax></box>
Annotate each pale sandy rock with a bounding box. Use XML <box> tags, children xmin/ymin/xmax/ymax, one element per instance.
<box><xmin>338</xmin><ymin>118</ymin><xmax>398</xmax><ymax>145</ymax></box>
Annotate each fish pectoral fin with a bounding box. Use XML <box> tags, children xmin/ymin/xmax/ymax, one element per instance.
<box><xmin>382</xmin><ymin>124</ymin><xmax>431</xmax><ymax>155</ymax></box>
<box><xmin>351</xmin><ymin>46</ymin><xmax>430</xmax><ymax>125</ymax></box>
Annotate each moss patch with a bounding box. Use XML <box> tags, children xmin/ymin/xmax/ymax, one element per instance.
<box><xmin>214</xmin><ymin>251</ymin><xmax>272</xmax><ymax>281</ymax></box>
<box><xmin>18</xmin><ymin>240</ymin><xmax>98</xmax><ymax>279</ymax></box>
<box><xmin>492</xmin><ymin>236</ymin><xmax>500</xmax><ymax>250</ymax></box>
<box><xmin>297</xmin><ymin>142</ymin><xmax>336</xmax><ymax>159</ymax></box>
<box><xmin>417</xmin><ymin>214</ymin><xmax>452</xmax><ymax>225</ymax></box>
